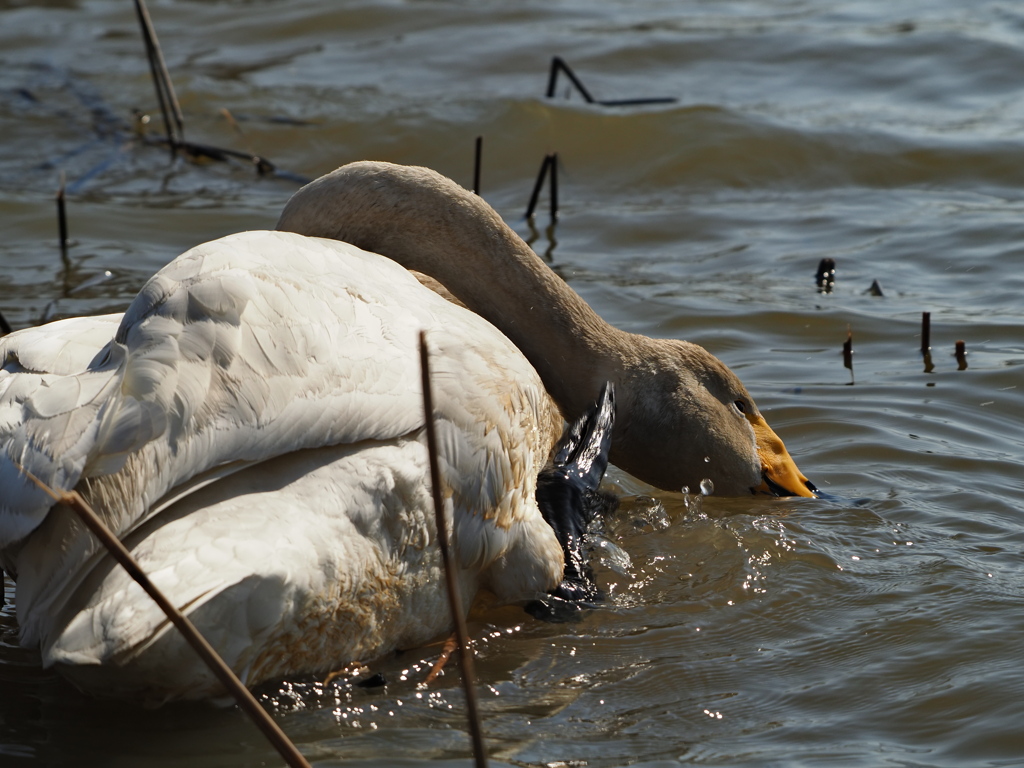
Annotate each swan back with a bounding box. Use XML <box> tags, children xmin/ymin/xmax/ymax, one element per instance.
<box><xmin>2</xmin><ymin>231</ymin><xmax>568</xmax><ymax>650</ymax></box>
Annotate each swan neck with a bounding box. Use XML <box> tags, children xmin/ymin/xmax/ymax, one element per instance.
<box><xmin>276</xmin><ymin>162</ymin><xmax>628</xmax><ymax>418</ymax></box>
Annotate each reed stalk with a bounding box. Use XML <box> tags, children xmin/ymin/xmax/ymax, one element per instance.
<box><xmin>18</xmin><ymin>469</ymin><xmax>311</xmax><ymax>768</ymax></box>
<box><xmin>418</xmin><ymin>331</ymin><xmax>488</xmax><ymax>768</ymax></box>
<box><xmin>473</xmin><ymin>136</ymin><xmax>483</xmax><ymax>195</ymax></box>
<box><xmin>525</xmin><ymin>153</ymin><xmax>554</xmax><ymax>221</ymax></box>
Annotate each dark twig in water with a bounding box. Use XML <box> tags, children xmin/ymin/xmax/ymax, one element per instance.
<box><xmin>525</xmin><ymin>154</ymin><xmax>551</xmax><ymax>219</ymax></box>
<box><xmin>473</xmin><ymin>135</ymin><xmax>482</xmax><ymax>196</ymax></box>
<box><xmin>17</xmin><ymin>467</ymin><xmax>312</xmax><ymax>768</ymax></box>
<box><xmin>596</xmin><ymin>97</ymin><xmax>678</xmax><ymax>106</ymax></box>
<box><xmin>142</xmin><ymin>134</ymin><xmax>305</xmax><ymax>181</ymax></box>
<box><xmin>815</xmin><ymin>258</ymin><xmax>835</xmax><ymax>293</ymax></box>
<box><xmin>955</xmin><ymin>340</ymin><xmax>968</xmax><ymax>371</ymax></box>
<box><xmin>418</xmin><ymin>332</ymin><xmax>488</xmax><ymax>768</ymax></box>
<box><xmin>174</xmin><ymin>138</ymin><xmax>277</xmax><ymax>176</ymax></box>
<box><xmin>549</xmin><ymin>152</ymin><xmax>559</xmax><ymax>222</ymax></box>
<box><xmin>133</xmin><ymin>0</ymin><xmax>184</xmax><ymax>154</ymax></box>
<box><xmin>843</xmin><ymin>326</ymin><xmax>854</xmax><ymax>385</ymax></box>
<box><xmin>56</xmin><ymin>171</ymin><xmax>69</xmax><ymax>266</ymax></box>
<box><xmin>545</xmin><ymin>56</ymin><xmax>676</xmax><ymax>106</ymax></box>
<box><xmin>921</xmin><ymin>312</ymin><xmax>935</xmax><ymax>372</ymax></box>
<box><xmin>526</xmin><ymin>153</ymin><xmax>558</xmax><ymax>223</ymax></box>
<box><xmin>546</xmin><ymin>57</ymin><xmax>594</xmax><ymax>103</ymax></box>
<box><xmin>130</xmin><ymin>0</ymin><xmax>301</xmax><ymax>181</ymax></box>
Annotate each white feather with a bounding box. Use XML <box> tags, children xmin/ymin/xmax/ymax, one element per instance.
<box><xmin>0</xmin><ymin>230</ymin><xmax>567</xmax><ymax>701</ymax></box>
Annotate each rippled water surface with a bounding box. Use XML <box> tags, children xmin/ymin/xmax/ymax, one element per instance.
<box><xmin>2</xmin><ymin>1</ymin><xmax>1023</xmax><ymax>766</ymax></box>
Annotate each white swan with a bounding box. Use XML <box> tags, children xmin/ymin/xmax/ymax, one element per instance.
<box><xmin>0</xmin><ymin>230</ymin><xmax>615</xmax><ymax>702</ymax></box>
<box><xmin>277</xmin><ymin>161</ymin><xmax>815</xmax><ymax>498</ymax></box>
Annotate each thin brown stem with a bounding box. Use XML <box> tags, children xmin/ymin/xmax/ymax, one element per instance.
<box><xmin>133</xmin><ymin>0</ymin><xmax>184</xmax><ymax>150</ymax></box>
<box><xmin>18</xmin><ymin>469</ymin><xmax>310</xmax><ymax>768</ymax></box>
<box><xmin>418</xmin><ymin>331</ymin><xmax>488</xmax><ymax>768</ymax></box>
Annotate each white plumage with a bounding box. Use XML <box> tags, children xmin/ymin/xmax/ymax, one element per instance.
<box><xmin>0</xmin><ymin>230</ymin><xmax>570</xmax><ymax>702</ymax></box>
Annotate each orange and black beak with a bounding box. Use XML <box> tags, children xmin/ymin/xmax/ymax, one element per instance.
<box><xmin>748</xmin><ymin>413</ymin><xmax>816</xmax><ymax>498</ymax></box>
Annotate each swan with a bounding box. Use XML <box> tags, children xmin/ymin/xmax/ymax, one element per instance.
<box><xmin>276</xmin><ymin>161</ymin><xmax>816</xmax><ymax>498</ymax></box>
<box><xmin>0</xmin><ymin>230</ymin><xmax>615</xmax><ymax>702</ymax></box>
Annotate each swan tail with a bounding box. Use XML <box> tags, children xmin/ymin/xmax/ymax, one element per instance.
<box><xmin>0</xmin><ymin>317</ymin><xmax>158</xmax><ymax>550</ymax></box>
<box><xmin>534</xmin><ymin>382</ymin><xmax>617</xmax><ymax>602</ymax></box>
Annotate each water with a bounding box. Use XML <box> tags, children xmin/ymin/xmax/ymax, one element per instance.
<box><xmin>2</xmin><ymin>1</ymin><xmax>1023</xmax><ymax>766</ymax></box>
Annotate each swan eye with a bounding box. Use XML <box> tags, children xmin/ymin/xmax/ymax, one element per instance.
<box><xmin>734</xmin><ymin>400</ymin><xmax>747</xmax><ymax>414</ymax></box>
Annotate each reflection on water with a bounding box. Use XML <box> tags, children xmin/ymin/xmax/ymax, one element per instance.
<box><xmin>2</xmin><ymin>0</ymin><xmax>1024</xmax><ymax>766</ymax></box>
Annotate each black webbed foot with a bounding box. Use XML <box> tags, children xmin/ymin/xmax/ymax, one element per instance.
<box><xmin>534</xmin><ymin>382</ymin><xmax>617</xmax><ymax>611</ymax></box>
<box><xmin>524</xmin><ymin>593</ymin><xmax>596</xmax><ymax>623</ymax></box>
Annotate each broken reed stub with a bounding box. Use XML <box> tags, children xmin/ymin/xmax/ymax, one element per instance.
<box><xmin>597</xmin><ymin>97</ymin><xmax>678</xmax><ymax>106</ymax></box>
<box><xmin>473</xmin><ymin>135</ymin><xmax>482</xmax><ymax>196</ymax></box>
<box><xmin>546</xmin><ymin>56</ymin><xmax>595</xmax><ymax>103</ymax></box>
<box><xmin>921</xmin><ymin>312</ymin><xmax>931</xmax><ymax>354</ymax></box>
<box><xmin>816</xmin><ymin>258</ymin><xmax>835</xmax><ymax>293</ymax></box>
<box><xmin>133</xmin><ymin>0</ymin><xmax>184</xmax><ymax>153</ymax></box>
<box><xmin>545</xmin><ymin>56</ymin><xmax>677</xmax><ymax>106</ymax></box>
<box><xmin>842</xmin><ymin>326</ymin><xmax>854</xmax><ymax>385</ymax></box>
<box><xmin>132</xmin><ymin>0</ymin><xmax>292</xmax><ymax>180</ymax></box>
<box><xmin>525</xmin><ymin>153</ymin><xmax>558</xmax><ymax>223</ymax></box>
<box><xmin>549</xmin><ymin>151</ymin><xmax>559</xmax><ymax>222</ymax></box>
<box><xmin>56</xmin><ymin>171</ymin><xmax>68</xmax><ymax>264</ymax></box>
<box><xmin>955</xmin><ymin>339</ymin><xmax>968</xmax><ymax>371</ymax></box>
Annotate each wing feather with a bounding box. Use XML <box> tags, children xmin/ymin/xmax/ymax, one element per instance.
<box><xmin>4</xmin><ymin>230</ymin><xmax>569</xmax><ymax>664</ymax></box>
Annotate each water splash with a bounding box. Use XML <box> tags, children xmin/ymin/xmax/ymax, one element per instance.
<box><xmin>591</xmin><ymin>535</ymin><xmax>633</xmax><ymax>575</ymax></box>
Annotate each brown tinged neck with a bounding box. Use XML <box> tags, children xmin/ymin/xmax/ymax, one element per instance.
<box><xmin>276</xmin><ymin>161</ymin><xmax>630</xmax><ymax>421</ymax></box>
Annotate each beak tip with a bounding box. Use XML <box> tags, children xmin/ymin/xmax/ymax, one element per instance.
<box><xmin>758</xmin><ymin>472</ymin><xmax>817</xmax><ymax>498</ymax></box>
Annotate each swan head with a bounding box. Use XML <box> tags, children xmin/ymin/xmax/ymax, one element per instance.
<box><xmin>613</xmin><ymin>338</ymin><xmax>816</xmax><ymax>498</ymax></box>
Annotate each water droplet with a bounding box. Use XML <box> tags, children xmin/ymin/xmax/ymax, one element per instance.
<box><xmin>704</xmin><ymin>456</ymin><xmax>710</xmax><ymax>463</ymax></box>
<box><xmin>700</xmin><ymin>478</ymin><xmax>714</xmax><ymax>496</ymax></box>
<box><xmin>680</xmin><ymin>485</ymin><xmax>689</xmax><ymax>495</ymax></box>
